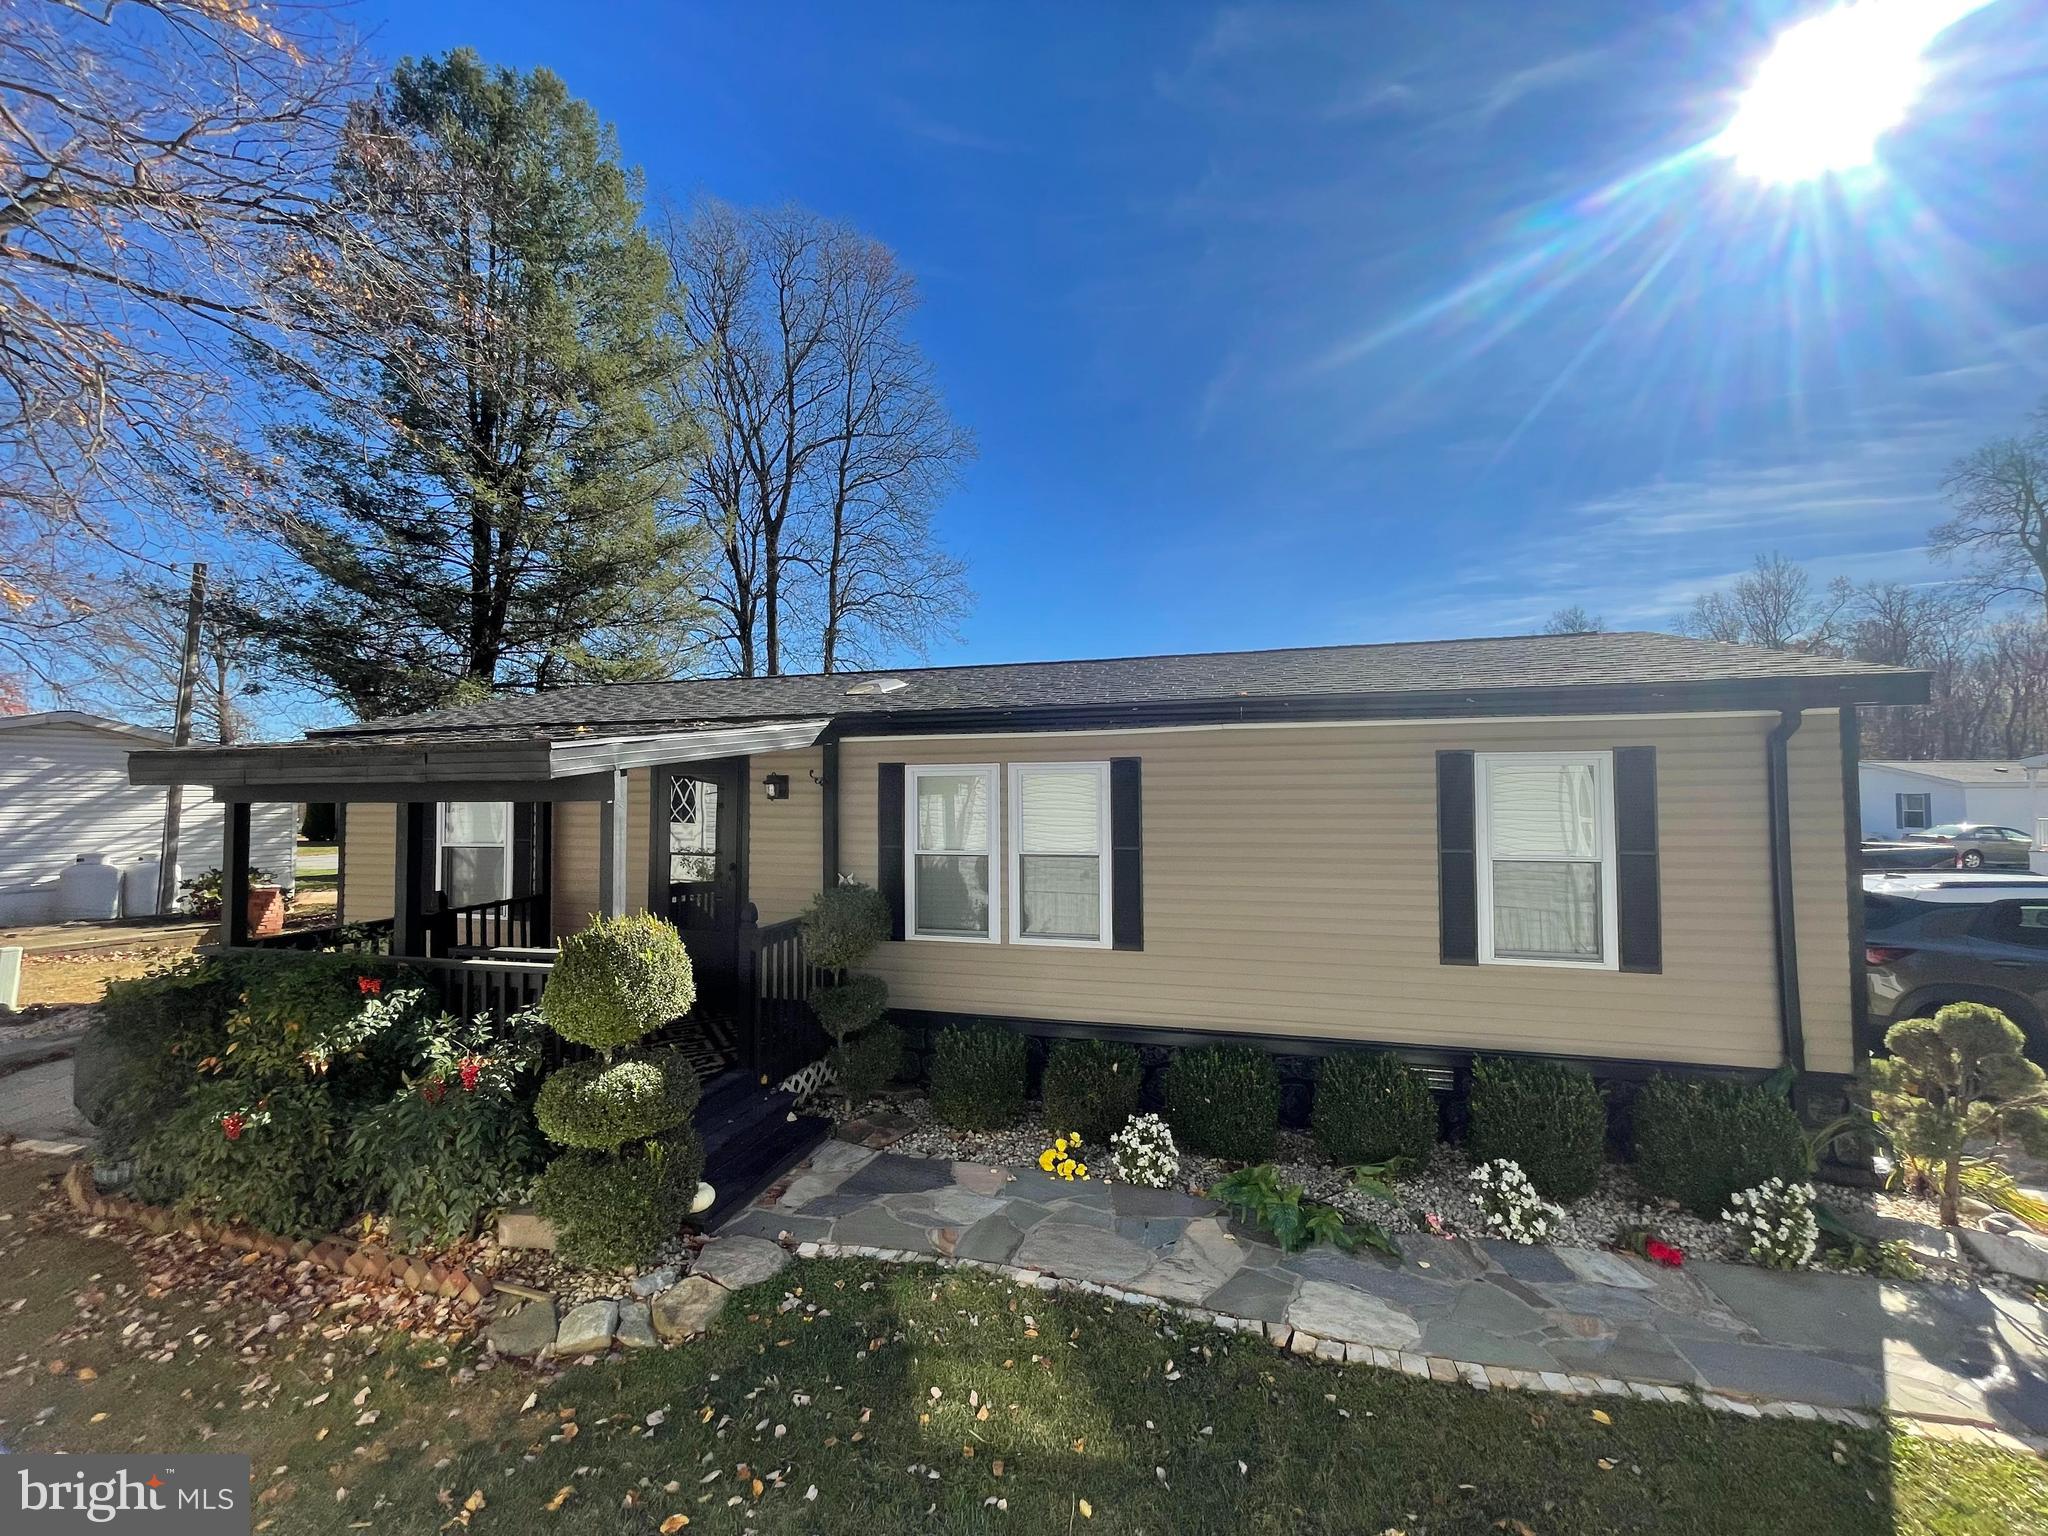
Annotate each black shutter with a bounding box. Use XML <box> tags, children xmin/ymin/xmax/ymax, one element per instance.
<box><xmin>1110</xmin><ymin>757</ymin><xmax>1143</xmax><ymax>951</ymax></box>
<box><xmin>1614</xmin><ymin>746</ymin><xmax>1662</xmax><ymax>973</ymax></box>
<box><xmin>877</xmin><ymin>762</ymin><xmax>906</xmax><ymax>941</ymax></box>
<box><xmin>511</xmin><ymin>802</ymin><xmax>538</xmax><ymax>895</ymax></box>
<box><xmin>1437</xmin><ymin>751</ymin><xmax>1478</xmax><ymax>965</ymax></box>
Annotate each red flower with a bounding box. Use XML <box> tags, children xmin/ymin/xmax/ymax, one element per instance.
<box><xmin>1645</xmin><ymin>1238</ymin><xmax>1685</xmax><ymax>1268</ymax></box>
<box><xmin>356</xmin><ymin>975</ymin><xmax>383</xmax><ymax>997</ymax></box>
<box><xmin>421</xmin><ymin>1078</ymin><xmax>447</xmax><ymax>1105</ymax></box>
<box><xmin>220</xmin><ymin>1112</ymin><xmax>244</xmax><ymax>1142</ymax></box>
<box><xmin>458</xmin><ymin>1056</ymin><xmax>484</xmax><ymax>1093</ymax></box>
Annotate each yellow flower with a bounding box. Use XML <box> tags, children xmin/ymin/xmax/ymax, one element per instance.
<box><xmin>1074</xmin><ymin>1162</ymin><xmax>1088</xmax><ymax>1178</ymax></box>
<box><xmin>1058</xmin><ymin>1159</ymin><xmax>1076</xmax><ymax>1178</ymax></box>
<box><xmin>1069</xmin><ymin>1132</ymin><xmax>1082</xmax><ymax>1146</ymax></box>
<box><xmin>1054</xmin><ymin>1138</ymin><xmax>1068</xmax><ymax>1155</ymax></box>
<box><xmin>1038</xmin><ymin>1150</ymin><xmax>1057</xmax><ymax>1172</ymax></box>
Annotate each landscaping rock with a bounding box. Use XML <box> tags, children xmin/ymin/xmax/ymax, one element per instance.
<box><xmin>1285</xmin><ymin>1280</ymin><xmax>1424</xmax><ymax>1350</ymax></box>
<box><xmin>691</xmin><ymin>1235</ymin><xmax>791</xmax><ymax>1291</ymax></box>
<box><xmin>615</xmin><ymin>1301</ymin><xmax>658</xmax><ymax>1349</ymax></box>
<box><xmin>652</xmin><ymin>1276</ymin><xmax>729</xmax><ymax>1340</ymax></box>
<box><xmin>1961</xmin><ymin>1228</ymin><xmax>2048</xmax><ymax>1285</ymax></box>
<box><xmin>555</xmin><ymin>1299</ymin><xmax>619</xmax><ymax>1354</ymax></box>
<box><xmin>496</xmin><ymin>1207</ymin><xmax>557</xmax><ymax>1251</ymax></box>
<box><xmin>629</xmin><ymin>1265</ymin><xmax>679</xmax><ymax>1299</ymax></box>
<box><xmin>1011</xmin><ymin>1221</ymin><xmax>1155</xmax><ymax>1285</ymax></box>
<box><xmin>484</xmin><ymin>1300</ymin><xmax>558</xmax><ymax>1358</ymax></box>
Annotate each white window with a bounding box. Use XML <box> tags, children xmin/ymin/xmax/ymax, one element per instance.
<box><xmin>907</xmin><ymin>766</ymin><xmax>999</xmax><ymax>941</ymax></box>
<box><xmin>439</xmin><ymin>802</ymin><xmax>511</xmax><ymax>909</ymax></box>
<box><xmin>1896</xmin><ymin>792</ymin><xmax>1931</xmax><ymax>831</ymax></box>
<box><xmin>1475</xmin><ymin>752</ymin><xmax>1617</xmax><ymax>970</ymax></box>
<box><xmin>1009</xmin><ymin>762</ymin><xmax>1111</xmax><ymax>947</ymax></box>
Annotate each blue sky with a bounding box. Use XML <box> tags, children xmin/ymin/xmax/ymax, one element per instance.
<box><xmin>345</xmin><ymin>0</ymin><xmax>2048</xmax><ymax>667</ymax></box>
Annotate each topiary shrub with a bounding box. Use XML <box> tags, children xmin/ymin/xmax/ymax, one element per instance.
<box><xmin>534</xmin><ymin>1051</ymin><xmax>700</xmax><ymax>1150</ymax></box>
<box><xmin>1312</xmin><ymin>1051</ymin><xmax>1438</xmax><ymax>1170</ymax></box>
<box><xmin>1465</xmin><ymin>1056</ymin><xmax>1607</xmax><ymax>1201</ymax></box>
<box><xmin>1629</xmin><ymin>1075</ymin><xmax>1806</xmax><ymax>1218</ymax></box>
<box><xmin>811</xmin><ymin>975</ymin><xmax>890</xmax><ymax>1042</ymax></box>
<box><xmin>831</xmin><ymin>1021</ymin><xmax>903</xmax><ymax>1105</ymax></box>
<box><xmin>541</xmin><ymin>912</ymin><xmax>696</xmax><ymax>1049</ymax></box>
<box><xmin>1164</xmin><ymin>1044</ymin><xmax>1279</xmax><ymax>1162</ymax></box>
<box><xmin>532</xmin><ymin>1133</ymin><xmax>705</xmax><ymax>1270</ymax></box>
<box><xmin>799</xmin><ymin>883</ymin><xmax>892</xmax><ymax>970</ymax></box>
<box><xmin>930</xmin><ymin>1025</ymin><xmax>1028</xmax><ymax>1130</ymax></box>
<box><xmin>1041</xmin><ymin>1038</ymin><xmax>1142</xmax><ymax>1144</ymax></box>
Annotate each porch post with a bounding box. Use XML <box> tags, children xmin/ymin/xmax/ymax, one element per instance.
<box><xmin>393</xmin><ymin>801</ymin><xmax>434</xmax><ymax>957</ymax></box>
<box><xmin>221</xmin><ymin>801</ymin><xmax>251</xmax><ymax>946</ymax></box>
<box><xmin>598</xmin><ymin>768</ymin><xmax>630</xmax><ymax>918</ymax></box>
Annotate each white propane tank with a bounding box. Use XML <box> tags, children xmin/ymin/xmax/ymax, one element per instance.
<box><xmin>122</xmin><ymin>859</ymin><xmax>163</xmax><ymax>918</ymax></box>
<box><xmin>55</xmin><ymin>853</ymin><xmax>122</xmax><ymax>921</ymax></box>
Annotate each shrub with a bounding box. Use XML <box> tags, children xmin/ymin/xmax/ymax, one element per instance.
<box><xmin>1312</xmin><ymin>1052</ymin><xmax>1437</xmax><ymax>1169</ymax></box>
<box><xmin>532</xmin><ymin>1134</ymin><xmax>703</xmax><ymax>1270</ymax></box>
<box><xmin>1629</xmin><ymin>1076</ymin><xmax>1805</xmax><ymax>1219</ymax></box>
<box><xmin>929</xmin><ymin>1026</ymin><xmax>1027</xmax><ymax>1130</ymax></box>
<box><xmin>799</xmin><ymin>882</ymin><xmax>892</xmax><ymax>971</ymax></box>
<box><xmin>79</xmin><ymin>955</ymin><xmax>245</xmax><ymax>1159</ymax></box>
<box><xmin>135</xmin><ymin>1078</ymin><xmax>352</xmax><ymax>1238</ymax></box>
<box><xmin>831</xmin><ymin>1021</ymin><xmax>902</xmax><ymax>1104</ymax></box>
<box><xmin>1465</xmin><ymin>1056</ymin><xmax>1607</xmax><ymax>1201</ymax></box>
<box><xmin>1163</xmin><ymin>1044</ymin><xmax>1278</xmax><ymax>1162</ymax></box>
<box><xmin>811</xmin><ymin>975</ymin><xmax>890</xmax><ymax>1046</ymax></box>
<box><xmin>534</xmin><ymin>1052</ymin><xmax>699</xmax><ymax>1150</ymax></box>
<box><xmin>178</xmin><ymin>865</ymin><xmax>287</xmax><ymax>918</ymax></box>
<box><xmin>542</xmin><ymin>913</ymin><xmax>696</xmax><ymax>1049</ymax></box>
<box><xmin>1041</xmin><ymin>1038</ymin><xmax>1142</xmax><ymax>1144</ymax></box>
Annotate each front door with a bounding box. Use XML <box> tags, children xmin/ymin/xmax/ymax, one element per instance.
<box><xmin>660</xmin><ymin>758</ymin><xmax>746</xmax><ymax>1006</ymax></box>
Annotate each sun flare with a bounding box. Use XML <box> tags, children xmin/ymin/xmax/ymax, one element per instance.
<box><xmin>1717</xmin><ymin>0</ymin><xmax>1988</xmax><ymax>183</ymax></box>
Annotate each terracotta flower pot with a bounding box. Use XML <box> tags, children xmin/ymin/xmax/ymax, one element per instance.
<box><xmin>247</xmin><ymin>883</ymin><xmax>285</xmax><ymax>938</ymax></box>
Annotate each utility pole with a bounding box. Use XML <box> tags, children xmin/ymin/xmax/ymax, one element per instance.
<box><xmin>156</xmin><ymin>563</ymin><xmax>207</xmax><ymax>915</ymax></box>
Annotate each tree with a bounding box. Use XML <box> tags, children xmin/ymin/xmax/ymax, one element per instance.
<box><xmin>63</xmin><ymin>576</ymin><xmax>257</xmax><ymax>741</ymax></box>
<box><xmin>227</xmin><ymin>52</ymin><xmax>704</xmax><ymax>718</ymax></box>
<box><xmin>1932</xmin><ymin>400</ymin><xmax>2048</xmax><ymax>618</ymax></box>
<box><xmin>1540</xmin><ymin>605</ymin><xmax>1604</xmax><ymax>635</ymax></box>
<box><xmin>665</xmin><ymin>203</ymin><xmax>972</xmax><ymax>676</ymax></box>
<box><xmin>0</xmin><ymin>1</ymin><xmax>367</xmax><ymax>688</ymax></box>
<box><xmin>1684</xmin><ymin>552</ymin><xmax>1851</xmax><ymax>652</ymax></box>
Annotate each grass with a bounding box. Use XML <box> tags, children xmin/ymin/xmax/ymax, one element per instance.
<box><xmin>1</xmin><ymin>1156</ymin><xmax>2044</xmax><ymax>1534</ymax></box>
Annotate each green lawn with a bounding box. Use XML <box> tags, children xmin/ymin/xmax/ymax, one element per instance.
<box><xmin>1</xmin><ymin>1156</ymin><xmax>2043</xmax><ymax>1534</ymax></box>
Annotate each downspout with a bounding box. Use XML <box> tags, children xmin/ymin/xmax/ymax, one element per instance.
<box><xmin>1766</xmin><ymin>709</ymin><xmax>1806</xmax><ymax>1070</ymax></box>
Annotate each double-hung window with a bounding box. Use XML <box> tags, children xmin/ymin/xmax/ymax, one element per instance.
<box><xmin>1009</xmin><ymin>762</ymin><xmax>1111</xmax><ymax>946</ymax></box>
<box><xmin>439</xmin><ymin>802</ymin><xmax>512</xmax><ymax>909</ymax></box>
<box><xmin>1474</xmin><ymin>751</ymin><xmax>1617</xmax><ymax>969</ymax></box>
<box><xmin>907</xmin><ymin>765</ymin><xmax>999</xmax><ymax>941</ymax></box>
<box><xmin>1895</xmin><ymin>792</ymin><xmax>1931</xmax><ymax>831</ymax></box>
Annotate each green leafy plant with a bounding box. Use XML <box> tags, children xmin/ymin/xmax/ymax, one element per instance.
<box><xmin>1465</xmin><ymin>1056</ymin><xmax>1607</xmax><ymax>1201</ymax></box>
<box><xmin>1208</xmin><ymin>1164</ymin><xmax>1398</xmax><ymax>1259</ymax></box>
<box><xmin>830</xmin><ymin>1021</ymin><xmax>903</xmax><ymax>1105</ymax></box>
<box><xmin>79</xmin><ymin>955</ymin><xmax>247</xmax><ymax>1159</ymax></box>
<box><xmin>929</xmin><ymin>1026</ymin><xmax>1028</xmax><ymax>1130</ymax></box>
<box><xmin>798</xmin><ymin>882</ymin><xmax>892</xmax><ymax>970</ymax></box>
<box><xmin>534</xmin><ymin>1052</ymin><xmax>699</xmax><ymax>1149</ymax></box>
<box><xmin>1347</xmin><ymin>1157</ymin><xmax>1418</xmax><ymax>1201</ymax></box>
<box><xmin>531</xmin><ymin>1135</ymin><xmax>704</xmax><ymax>1270</ymax></box>
<box><xmin>1312</xmin><ymin>1052</ymin><xmax>1437</xmax><ymax>1170</ymax></box>
<box><xmin>178</xmin><ymin>865</ymin><xmax>287</xmax><ymax>919</ymax></box>
<box><xmin>799</xmin><ymin>883</ymin><xmax>896</xmax><ymax>1105</ymax></box>
<box><xmin>135</xmin><ymin>1078</ymin><xmax>352</xmax><ymax>1239</ymax></box>
<box><xmin>1629</xmin><ymin>1075</ymin><xmax>1806</xmax><ymax>1218</ymax></box>
<box><xmin>541</xmin><ymin>912</ymin><xmax>696</xmax><ymax>1050</ymax></box>
<box><xmin>1040</xmin><ymin>1038</ymin><xmax>1142</xmax><ymax>1144</ymax></box>
<box><xmin>1163</xmin><ymin>1044</ymin><xmax>1279</xmax><ymax>1162</ymax></box>
<box><xmin>1867</xmin><ymin>1002</ymin><xmax>2048</xmax><ymax>1225</ymax></box>
<box><xmin>811</xmin><ymin>975</ymin><xmax>890</xmax><ymax>1044</ymax></box>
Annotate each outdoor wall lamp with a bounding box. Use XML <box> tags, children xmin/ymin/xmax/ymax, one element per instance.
<box><xmin>762</xmin><ymin>773</ymin><xmax>790</xmax><ymax>801</ymax></box>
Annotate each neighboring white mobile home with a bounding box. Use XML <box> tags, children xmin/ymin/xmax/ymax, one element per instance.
<box><xmin>1858</xmin><ymin>759</ymin><xmax>2047</xmax><ymax>839</ymax></box>
<box><xmin>0</xmin><ymin>712</ymin><xmax>296</xmax><ymax>924</ymax></box>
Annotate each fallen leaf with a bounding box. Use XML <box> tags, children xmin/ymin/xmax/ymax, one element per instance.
<box><xmin>1591</xmin><ymin>1409</ymin><xmax>1612</xmax><ymax>1426</ymax></box>
<box><xmin>1596</xmin><ymin>1459</ymin><xmax>1616</xmax><ymax>1472</ymax></box>
<box><xmin>543</xmin><ymin>1487</ymin><xmax>573</xmax><ymax>1512</ymax></box>
<box><xmin>659</xmin><ymin>1517</ymin><xmax>688</xmax><ymax>1533</ymax></box>
<box><xmin>1079</xmin><ymin>1497</ymin><xmax>1093</xmax><ymax>1519</ymax></box>
<box><xmin>75</xmin><ymin>1368</ymin><xmax>97</xmax><ymax>1382</ymax></box>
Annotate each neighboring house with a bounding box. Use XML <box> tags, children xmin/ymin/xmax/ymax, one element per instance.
<box><xmin>132</xmin><ymin>632</ymin><xmax>1930</xmax><ymax>1090</ymax></box>
<box><xmin>1858</xmin><ymin>759</ymin><xmax>2048</xmax><ymax>841</ymax></box>
<box><xmin>0</xmin><ymin>712</ymin><xmax>296</xmax><ymax>925</ymax></box>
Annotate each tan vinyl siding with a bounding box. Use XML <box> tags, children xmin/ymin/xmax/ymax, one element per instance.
<box><xmin>551</xmin><ymin>771</ymin><xmax>652</xmax><ymax>935</ymax></box>
<box><xmin>340</xmin><ymin>803</ymin><xmax>395</xmax><ymax>924</ymax></box>
<box><xmin>826</xmin><ymin>711</ymin><xmax>1855</xmax><ymax>1073</ymax></box>
<box><xmin>749</xmin><ymin>747</ymin><xmax>825</xmax><ymax>922</ymax></box>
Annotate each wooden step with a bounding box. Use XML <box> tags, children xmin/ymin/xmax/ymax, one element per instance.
<box><xmin>698</xmin><ymin>1111</ymin><xmax>833</xmax><ymax>1229</ymax></box>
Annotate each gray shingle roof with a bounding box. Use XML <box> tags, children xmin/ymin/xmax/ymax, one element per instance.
<box><xmin>317</xmin><ymin>631</ymin><xmax>1926</xmax><ymax>740</ymax></box>
<box><xmin>1866</xmin><ymin>760</ymin><xmax>2035</xmax><ymax>785</ymax></box>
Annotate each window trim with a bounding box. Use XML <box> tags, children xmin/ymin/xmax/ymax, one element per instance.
<box><xmin>1007</xmin><ymin>761</ymin><xmax>1113</xmax><ymax>949</ymax></box>
<box><xmin>904</xmin><ymin>763</ymin><xmax>1001</xmax><ymax>944</ymax></box>
<box><xmin>1473</xmin><ymin>750</ymin><xmax>1619</xmax><ymax>971</ymax></box>
<box><xmin>1895</xmin><ymin>792</ymin><xmax>1931</xmax><ymax>831</ymax></box>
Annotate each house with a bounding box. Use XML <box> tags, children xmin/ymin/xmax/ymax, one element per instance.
<box><xmin>0</xmin><ymin>712</ymin><xmax>296</xmax><ymax>925</ymax></box>
<box><xmin>129</xmin><ymin>632</ymin><xmax>1929</xmax><ymax>1098</ymax></box>
<box><xmin>1859</xmin><ymin>759</ymin><xmax>2048</xmax><ymax>842</ymax></box>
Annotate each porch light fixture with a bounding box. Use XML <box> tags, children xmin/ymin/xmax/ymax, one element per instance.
<box><xmin>762</xmin><ymin>773</ymin><xmax>790</xmax><ymax>801</ymax></box>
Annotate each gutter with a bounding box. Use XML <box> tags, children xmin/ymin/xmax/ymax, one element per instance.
<box><xmin>1765</xmin><ymin>709</ymin><xmax>1806</xmax><ymax>1070</ymax></box>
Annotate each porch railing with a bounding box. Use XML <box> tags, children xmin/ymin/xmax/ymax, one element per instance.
<box><xmin>245</xmin><ymin>918</ymin><xmax>397</xmax><ymax>955</ymax></box>
<box><xmin>412</xmin><ymin>949</ymin><xmax>555</xmax><ymax>1025</ymax></box>
<box><xmin>439</xmin><ymin>891</ymin><xmax>549</xmax><ymax>953</ymax></box>
<box><xmin>737</xmin><ymin>910</ymin><xmax>830</xmax><ymax>1084</ymax></box>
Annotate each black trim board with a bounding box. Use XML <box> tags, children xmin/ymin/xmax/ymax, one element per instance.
<box><xmin>1842</xmin><ymin>706</ymin><xmax>1873</xmax><ymax>1062</ymax></box>
<box><xmin>1614</xmin><ymin>746</ymin><xmax>1662</xmax><ymax>973</ymax></box>
<box><xmin>1436</xmin><ymin>751</ymin><xmax>1477</xmax><ymax>965</ymax></box>
<box><xmin>1110</xmin><ymin>757</ymin><xmax>1143</xmax><ymax>951</ymax></box>
<box><xmin>877</xmin><ymin>762</ymin><xmax>905</xmax><ymax>941</ymax></box>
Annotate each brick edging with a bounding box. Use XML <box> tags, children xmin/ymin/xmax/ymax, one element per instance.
<box><xmin>785</xmin><ymin>1236</ymin><xmax>2048</xmax><ymax>1459</ymax></box>
<box><xmin>54</xmin><ymin>1160</ymin><xmax>493</xmax><ymax>1307</ymax></box>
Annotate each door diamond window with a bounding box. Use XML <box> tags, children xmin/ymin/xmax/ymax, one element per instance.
<box><xmin>669</xmin><ymin>776</ymin><xmax>718</xmax><ymax>883</ymax></box>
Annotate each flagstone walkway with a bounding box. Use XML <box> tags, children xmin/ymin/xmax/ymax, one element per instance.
<box><xmin>722</xmin><ymin>1142</ymin><xmax>2048</xmax><ymax>1446</ymax></box>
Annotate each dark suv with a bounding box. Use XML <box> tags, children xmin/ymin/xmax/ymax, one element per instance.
<box><xmin>1864</xmin><ymin>871</ymin><xmax>2048</xmax><ymax>1061</ymax></box>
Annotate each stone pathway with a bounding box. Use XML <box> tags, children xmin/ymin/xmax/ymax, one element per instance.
<box><xmin>0</xmin><ymin>1057</ymin><xmax>93</xmax><ymax>1153</ymax></box>
<box><xmin>725</xmin><ymin>1144</ymin><xmax>2048</xmax><ymax>1446</ymax></box>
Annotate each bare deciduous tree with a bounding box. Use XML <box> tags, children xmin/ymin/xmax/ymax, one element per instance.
<box><xmin>1932</xmin><ymin>401</ymin><xmax>2048</xmax><ymax>618</ymax></box>
<box><xmin>62</xmin><ymin>576</ymin><xmax>257</xmax><ymax>741</ymax></box>
<box><xmin>0</xmin><ymin>1</ymin><xmax>368</xmax><ymax>682</ymax></box>
<box><xmin>1685</xmin><ymin>552</ymin><xmax>1852</xmax><ymax>652</ymax></box>
<box><xmin>666</xmin><ymin>202</ymin><xmax>972</xmax><ymax>676</ymax></box>
<box><xmin>1540</xmin><ymin>605</ymin><xmax>1603</xmax><ymax>635</ymax></box>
